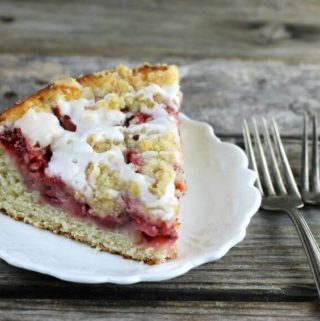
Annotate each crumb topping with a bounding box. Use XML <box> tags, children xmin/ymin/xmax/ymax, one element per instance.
<box><xmin>7</xmin><ymin>65</ymin><xmax>183</xmax><ymax>221</ymax></box>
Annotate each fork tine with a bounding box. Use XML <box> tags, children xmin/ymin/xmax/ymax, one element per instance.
<box><xmin>271</xmin><ymin>119</ymin><xmax>301</xmax><ymax>197</ymax></box>
<box><xmin>311</xmin><ymin>114</ymin><xmax>320</xmax><ymax>192</ymax></box>
<box><xmin>242</xmin><ymin>120</ymin><xmax>264</xmax><ymax>195</ymax></box>
<box><xmin>252</xmin><ymin>118</ymin><xmax>275</xmax><ymax>196</ymax></box>
<box><xmin>262</xmin><ymin>118</ymin><xmax>287</xmax><ymax>195</ymax></box>
<box><xmin>301</xmin><ymin>113</ymin><xmax>309</xmax><ymax>192</ymax></box>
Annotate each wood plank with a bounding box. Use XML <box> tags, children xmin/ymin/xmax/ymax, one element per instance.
<box><xmin>1</xmin><ymin>0</ymin><xmax>320</xmax><ymax>61</ymax></box>
<box><xmin>1</xmin><ymin>300</ymin><xmax>320</xmax><ymax>321</ymax></box>
<box><xmin>0</xmin><ymin>146</ymin><xmax>315</xmax><ymax>301</ymax></box>
<box><xmin>1</xmin><ymin>196</ymin><xmax>319</xmax><ymax>301</ymax></box>
<box><xmin>0</xmin><ymin>55</ymin><xmax>318</xmax><ymax>136</ymax></box>
<box><xmin>1</xmin><ymin>56</ymin><xmax>320</xmax><ymax>302</ymax></box>
<box><xmin>2</xmin><ymin>56</ymin><xmax>320</xmax><ymax>321</ymax></box>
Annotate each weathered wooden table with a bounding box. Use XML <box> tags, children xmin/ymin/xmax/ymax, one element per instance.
<box><xmin>1</xmin><ymin>1</ymin><xmax>320</xmax><ymax>320</ymax></box>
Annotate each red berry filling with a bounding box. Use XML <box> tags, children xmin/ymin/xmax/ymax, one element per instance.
<box><xmin>0</xmin><ymin>128</ymin><xmax>125</xmax><ymax>228</ymax></box>
<box><xmin>125</xmin><ymin>112</ymin><xmax>153</xmax><ymax>127</ymax></box>
<box><xmin>122</xmin><ymin>195</ymin><xmax>177</xmax><ymax>243</ymax></box>
<box><xmin>0</xmin><ymin>127</ymin><xmax>177</xmax><ymax>246</ymax></box>
<box><xmin>132</xmin><ymin>112</ymin><xmax>153</xmax><ymax>124</ymax></box>
<box><xmin>52</xmin><ymin>107</ymin><xmax>77</xmax><ymax>132</ymax></box>
<box><xmin>165</xmin><ymin>106</ymin><xmax>178</xmax><ymax>120</ymax></box>
<box><xmin>125</xmin><ymin>148</ymin><xmax>143</xmax><ymax>166</ymax></box>
<box><xmin>175</xmin><ymin>181</ymin><xmax>187</xmax><ymax>193</ymax></box>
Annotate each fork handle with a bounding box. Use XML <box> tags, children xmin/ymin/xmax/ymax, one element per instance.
<box><xmin>286</xmin><ymin>208</ymin><xmax>320</xmax><ymax>297</ymax></box>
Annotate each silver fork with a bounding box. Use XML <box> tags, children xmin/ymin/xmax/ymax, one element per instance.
<box><xmin>243</xmin><ymin>118</ymin><xmax>320</xmax><ymax>298</ymax></box>
<box><xmin>301</xmin><ymin>113</ymin><xmax>320</xmax><ymax>204</ymax></box>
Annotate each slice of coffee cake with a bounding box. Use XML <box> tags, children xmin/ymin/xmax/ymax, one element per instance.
<box><xmin>0</xmin><ymin>64</ymin><xmax>186</xmax><ymax>264</ymax></box>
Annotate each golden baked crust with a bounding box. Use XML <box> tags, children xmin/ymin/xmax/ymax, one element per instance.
<box><xmin>0</xmin><ymin>148</ymin><xmax>177</xmax><ymax>264</ymax></box>
<box><xmin>0</xmin><ymin>63</ymin><xmax>182</xmax><ymax>264</ymax></box>
<box><xmin>0</xmin><ymin>64</ymin><xmax>179</xmax><ymax>122</ymax></box>
<box><xmin>0</xmin><ymin>207</ymin><xmax>176</xmax><ymax>265</ymax></box>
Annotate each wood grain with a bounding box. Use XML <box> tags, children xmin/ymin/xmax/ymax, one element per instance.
<box><xmin>1</xmin><ymin>0</ymin><xmax>320</xmax><ymax>62</ymax></box>
<box><xmin>1</xmin><ymin>300</ymin><xmax>320</xmax><ymax>321</ymax></box>
<box><xmin>2</xmin><ymin>55</ymin><xmax>320</xmax><ymax>318</ymax></box>
<box><xmin>1</xmin><ymin>198</ymin><xmax>319</xmax><ymax>301</ymax></box>
<box><xmin>0</xmin><ymin>55</ymin><xmax>318</xmax><ymax>135</ymax></box>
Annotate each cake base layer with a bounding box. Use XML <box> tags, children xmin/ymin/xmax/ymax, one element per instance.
<box><xmin>0</xmin><ymin>150</ymin><xmax>175</xmax><ymax>264</ymax></box>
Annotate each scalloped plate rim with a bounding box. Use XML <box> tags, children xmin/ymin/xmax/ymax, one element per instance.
<box><xmin>0</xmin><ymin>113</ymin><xmax>261</xmax><ymax>284</ymax></box>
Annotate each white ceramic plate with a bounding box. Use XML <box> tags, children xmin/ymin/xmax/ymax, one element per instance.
<box><xmin>0</xmin><ymin>114</ymin><xmax>261</xmax><ymax>284</ymax></box>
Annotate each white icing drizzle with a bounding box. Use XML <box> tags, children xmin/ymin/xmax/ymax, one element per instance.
<box><xmin>15</xmin><ymin>109</ymin><xmax>63</xmax><ymax>147</ymax></box>
<box><xmin>13</xmin><ymin>84</ymin><xmax>181</xmax><ymax>220</ymax></box>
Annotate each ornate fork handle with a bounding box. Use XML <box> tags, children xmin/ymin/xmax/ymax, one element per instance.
<box><xmin>285</xmin><ymin>208</ymin><xmax>320</xmax><ymax>295</ymax></box>
<box><xmin>243</xmin><ymin>118</ymin><xmax>320</xmax><ymax>298</ymax></box>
